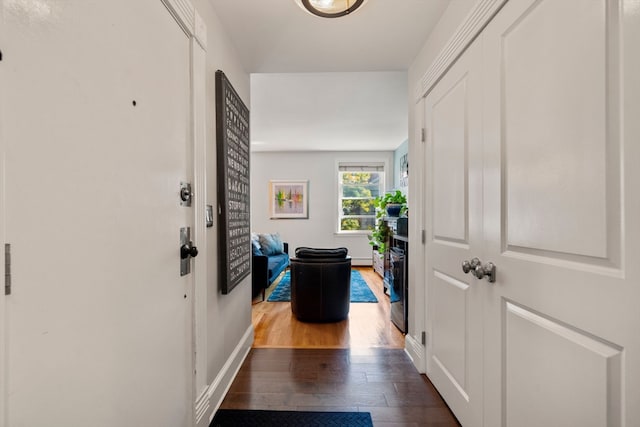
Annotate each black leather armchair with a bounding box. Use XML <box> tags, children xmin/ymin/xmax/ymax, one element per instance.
<box><xmin>290</xmin><ymin>247</ymin><xmax>351</xmax><ymax>322</ymax></box>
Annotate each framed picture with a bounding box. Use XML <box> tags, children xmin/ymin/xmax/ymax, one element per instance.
<box><xmin>215</xmin><ymin>70</ymin><xmax>251</xmax><ymax>294</ymax></box>
<box><xmin>399</xmin><ymin>153</ymin><xmax>409</xmax><ymax>188</ymax></box>
<box><xmin>269</xmin><ymin>180</ymin><xmax>309</xmax><ymax>219</ymax></box>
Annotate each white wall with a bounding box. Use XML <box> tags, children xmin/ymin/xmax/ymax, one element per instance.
<box><xmin>251</xmin><ymin>151</ymin><xmax>394</xmax><ymax>264</ymax></box>
<box><xmin>193</xmin><ymin>0</ymin><xmax>252</xmax><ymax>395</ymax></box>
<box><xmin>405</xmin><ymin>0</ymin><xmax>477</xmax><ymax>367</ymax></box>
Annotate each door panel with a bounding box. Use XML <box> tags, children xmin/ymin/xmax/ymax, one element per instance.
<box><xmin>501</xmin><ymin>0</ymin><xmax>610</xmax><ymax>260</ymax></box>
<box><xmin>483</xmin><ymin>0</ymin><xmax>637</xmax><ymax>425</ymax></box>
<box><xmin>425</xmin><ymin>39</ymin><xmax>483</xmax><ymax>427</ymax></box>
<box><xmin>432</xmin><ymin>271</ymin><xmax>470</xmax><ymax>394</ymax></box>
<box><xmin>432</xmin><ymin>78</ymin><xmax>469</xmax><ymax>244</ymax></box>
<box><xmin>3</xmin><ymin>0</ymin><xmax>193</xmax><ymax>425</ymax></box>
<box><xmin>504</xmin><ymin>301</ymin><xmax>622</xmax><ymax>427</ymax></box>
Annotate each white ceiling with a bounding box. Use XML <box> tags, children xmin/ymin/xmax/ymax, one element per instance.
<box><xmin>251</xmin><ymin>72</ymin><xmax>408</xmax><ymax>152</ymax></box>
<box><xmin>210</xmin><ymin>0</ymin><xmax>450</xmax><ymax>151</ymax></box>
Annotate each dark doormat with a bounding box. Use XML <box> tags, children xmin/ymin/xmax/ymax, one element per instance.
<box><xmin>210</xmin><ymin>409</ymin><xmax>373</xmax><ymax>427</ymax></box>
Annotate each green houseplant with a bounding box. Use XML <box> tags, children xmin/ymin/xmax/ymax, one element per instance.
<box><xmin>367</xmin><ymin>190</ymin><xmax>407</xmax><ymax>253</ymax></box>
<box><xmin>375</xmin><ymin>190</ymin><xmax>407</xmax><ymax>217</ymax></box>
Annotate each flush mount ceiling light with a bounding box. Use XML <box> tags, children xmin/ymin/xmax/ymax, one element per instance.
<box><xmin>297</xmin><ymin>0</ymin><xmax>368</xmax><ymax>18</ymax></box>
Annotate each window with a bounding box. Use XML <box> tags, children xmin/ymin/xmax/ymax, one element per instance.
<box><xmin>338</xmin><ymin>163</ymin><xmax>384</xmax><ymax>232</ymax></box>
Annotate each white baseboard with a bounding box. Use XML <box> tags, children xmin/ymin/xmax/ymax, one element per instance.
<box><xmin>194</xmin><ymin>325</ymin><xmax>254</xmax><ymax>426</ymax></box>
<box><xmin>351</xmin><ymin>257</ymin><xmax>373</xmax><ymax>267</ymax></box>
<box><xmin>405</xmin><ymin>333</ymin><xmax>426</xmax><ymax>374</ymax></box>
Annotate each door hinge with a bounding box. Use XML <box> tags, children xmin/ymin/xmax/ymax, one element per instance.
<box><xmin>5</xmin><ymin>244</ymin><xmax>11</xmax><ymax>295</ymax></box>
<box><xmin>421</xmin><ymin>331</ymin><xmax>427</xmax><ymax>345</ymax></box>
<box><xmin>421</xmin><ymin>229</ymin><xmax>426</xmax><ymax>244</ymax></box>
<box><xmin>421</xmin><ymin>128</ymin><xmax>426</xmax><ymax>142</ymax></box>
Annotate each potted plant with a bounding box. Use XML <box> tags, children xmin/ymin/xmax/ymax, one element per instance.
<box><xmin>367</xmin><ymin>190</ymin><xmax>407</xmax><ymax>253</ymax></box>
<box><xmin>368</xmin><ymin>220</ymin><xmax>391</xmax><ymax>254</ymax></box>
<box><xmin>374</xmin><ymin>190</ymin><xmax>407</xmax><ymax>217</ymax></box>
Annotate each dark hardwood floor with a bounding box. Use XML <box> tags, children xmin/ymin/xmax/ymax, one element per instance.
<box><xmin>219</xmin><ymin>348</ymin><xmax>461</xmax><ymax>426</ymax></box>
<box><xmin>218</xmin><ymin>267</ymin><xmax>460</xmax><ymax>426</ymax></box>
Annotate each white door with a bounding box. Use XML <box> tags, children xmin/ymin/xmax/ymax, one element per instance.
<box><xmin>481</xmin><ymin>0</ymin><xmax>639</xmax><ymax>426</ymax></box>
<box><xmin>2</xmin><ymin>0</ymin><xmax>195</xmax><ymax>425</ymax></box>
<box><xmin>424</xmin><ymin>39</ymin><xmax>484</xmax><ymax>426</ymax></box>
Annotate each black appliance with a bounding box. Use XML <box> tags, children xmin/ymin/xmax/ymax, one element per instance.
<box><xmin>396</xmin><ymin>216</ymin><xmax>408</xmax><ymax>236</ymax></box>
<box><xmin>389</xmin><ymin>244</ymin><xmax>407</xmax><ymax>333</ymax></box>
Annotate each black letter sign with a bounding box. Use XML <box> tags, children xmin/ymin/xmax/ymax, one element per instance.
<box><xmin>215</xmin><ymin>70</ymin><xmax>251</xmax><ymax>294</ymax></box>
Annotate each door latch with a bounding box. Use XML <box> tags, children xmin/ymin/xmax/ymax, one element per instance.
<box><xmin>5</xmin><ymin>244</ymin><xmax>11</xmax><ymax>295</ymax></box>
<box><xmin>180</xmin><ymin>227</ymin><xmax>198</xmax><ymax>276</ymax></box>
<box><xmin>179</xmin><ymin>182</ymin><xmax>193</xmax><ymax>207</ymax></box>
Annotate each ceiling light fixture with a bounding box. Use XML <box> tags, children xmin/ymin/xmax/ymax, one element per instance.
<box><xmin>297</xmin><ymin>0</ymin><xmax>367</xmax><ymax>18</ymax></box>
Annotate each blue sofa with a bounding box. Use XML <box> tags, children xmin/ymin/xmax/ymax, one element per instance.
<box><xmin>251</xmin><ymin>234</ymin><xmax>289</xmax><ymax>300</ymax></box>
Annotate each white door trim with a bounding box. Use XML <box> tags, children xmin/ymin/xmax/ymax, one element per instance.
<box><xmin>412</xmin><ymin>0</ymin><xmax>508</xmax><ymax>380</ymax></box>
<box><xmin>0</xmin><ymin>2</ymin><xmax>7</xmax><ymax>425</ymax></box>
<box><xmin>191</xmin><ymin>35</ymin><xmax>210</xmax><ymax>427</ymax></box>
<box><xmin>159</xmin><ymin>1</ymin><xmax>209</xmax><ymax>425</ymax></box>
<box><xmin>415</xmin><ymin>0</ymin><xmax>507</xmax><ymax>101</ymax></box>
<box><xmin>405</xmin><ymin>97</ymin><xmax>427</xmax><ymax>373</ymax></box>
<box><xmin>161</xmin><ymin>0</ymin><xmax>207</xmax><ymax>49</ymax></box>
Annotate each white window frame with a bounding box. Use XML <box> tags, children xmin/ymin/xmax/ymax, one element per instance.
<box><xmin>336</xmin><ymin>162</ymin><xmax>385</xmax><ymax>234</ymax></box>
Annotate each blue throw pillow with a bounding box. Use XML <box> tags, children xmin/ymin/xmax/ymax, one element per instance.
<box><xmin>252</xmin><ymin>241</ymin><xmax>263</xmax><ymax>256</ymax></box>
<box><xmin>258</xmin><ymin>233</ymin><xmax>284</xmax><ymax>256</ymax></box>
<box><xmin>251</xmin><ymin>233</ymin><xmax>263</xmax><ymax>256</ymax></box>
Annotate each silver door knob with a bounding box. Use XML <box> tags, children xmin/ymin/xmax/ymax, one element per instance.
<box><xmin>462</xmin><ymin>258</ymin><xmax>497</xmax><ymax>283</ymax></box>
<box><xmin>462</xmin><ymin>257</ymin><xmax>481</xmax><ymax>274</ymax></box>
<box><xmin>474</xmin><ymin>262</ymin><xmax>496</xmax><ymax>283</ymax></box>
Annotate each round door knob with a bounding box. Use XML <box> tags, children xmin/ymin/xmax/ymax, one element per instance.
<box><xmin>181</xmin><ymin>243</ymin><xmax>198</xmax><ymax>259</ymax></box>
<box><xmin>462</xmin><ymin>257</ymin><xmax>481</xmax><ymax>274</ymax></box>
<box><xmin>474</xmin><ymin>262</ymin><xmax>496</xmax><ymax>283</ymax></box>
<box><xmin>462</xmin><ymin>260</ymin><xmax>471</xmax><ymax>274</ymax></box>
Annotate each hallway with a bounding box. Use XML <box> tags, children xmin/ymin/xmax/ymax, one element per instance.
<box><xmin>219</xmin><ymin>269</ymin><xmax>460</xmax><ymax>426</ymax></box>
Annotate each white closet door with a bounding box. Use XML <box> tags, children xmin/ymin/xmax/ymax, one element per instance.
<box><xmin>424</xmin><ymin>39</ymin><xmax>484</xmax><ymax>427</ymax></box>
<box><xmin>482</xmin><ymin>0</ymin><xmax>640</xmax><ymax>425</ymax></box>
<box><xmin>3</xmin><ymin>0</ymin><xmax>195</xmax><ymax>425</ymax></box>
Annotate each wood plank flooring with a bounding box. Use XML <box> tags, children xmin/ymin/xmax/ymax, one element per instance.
<box><xmin>252</xmin><ymin>267</ymin><xmax>405</xmax><ymax>349</ymax></box>
<box><xmin>219</xmin><ymin>266</ymin><xmax>461</xmax><ymax>426</ymax></box>
<box><xmin>219</xmin><ymin>348</ymin><xmax>461</xmax><ymax>427</ymax></box>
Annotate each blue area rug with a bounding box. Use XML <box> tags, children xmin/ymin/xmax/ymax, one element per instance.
<box><xmin>210</xmin><ymin>409</ymin><xmax>373</xmax><ymax>427</ymax></box>
<box><xmin>267</xmin><ymin>269</ymin><xmax>378</xmax><ymax>303</ymax></box>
